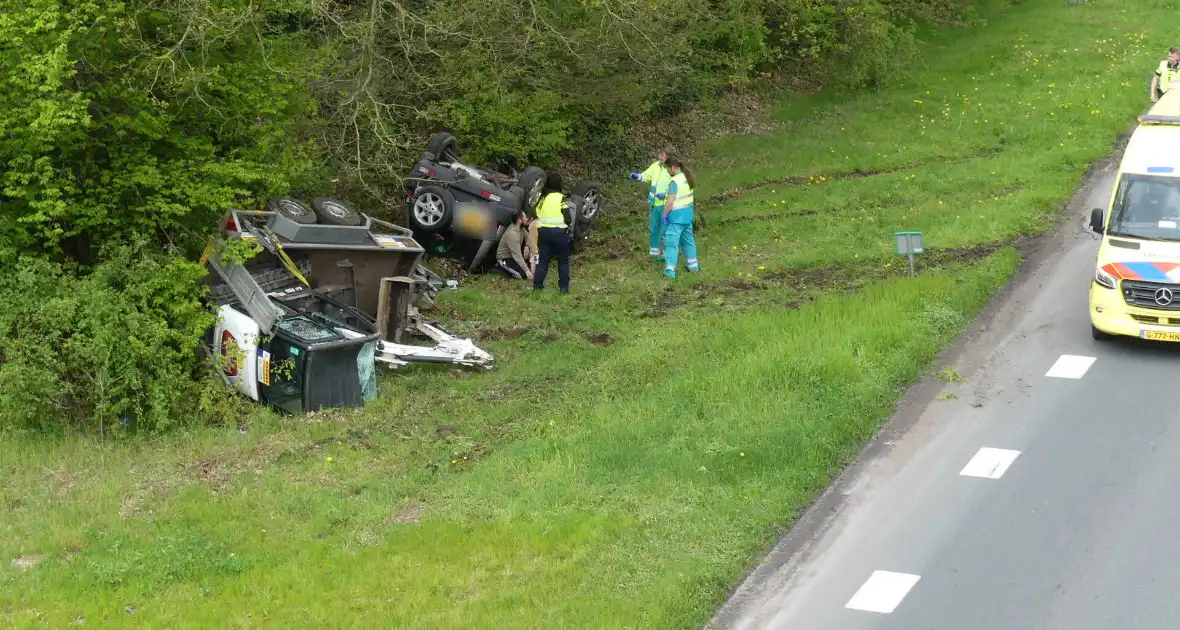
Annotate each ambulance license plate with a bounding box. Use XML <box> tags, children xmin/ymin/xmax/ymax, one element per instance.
<box><xmin>1141</xmin><ymin>330</ymin><xmax>1180</xmax><ymax>342</ymax></box>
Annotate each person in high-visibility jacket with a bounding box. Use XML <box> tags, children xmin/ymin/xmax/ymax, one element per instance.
<box><xmin>660</xmin><ymin>156</ymin><xmax>700</xmax><ymax>278</ymax></box>
<box><xmin>629</xmin><ymin>149</ymin><xmax>672</xmax><ymax>258</ymax></box>
<box><xmin>532</xmin><ymin>172</ymin><xmax>572</xmax><ymax>293</ymax></box>
<box><xmin>1152</xmin><ymin>47</ymin><xmax>1180</xmax><ymax>103</ymax></box>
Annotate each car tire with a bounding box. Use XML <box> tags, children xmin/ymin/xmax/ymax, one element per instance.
<box><xmin>517</xmin><ymin>167</ymin><xmax>547</xmax><ymax>213</ymax></box>
<box><xmin>571</xmin><ymin>182</ymin><xmax>604</xmax><ymax>221</ymax></box>
<box><xmin>427</xmin><ymin>133</ymin><xmax>460</xmax><ymax>162</ymax></box>
<box><xmin>267</xmin><ymin>196</ymin><xmax>317</xmax><ymax>224</ymax></box>
<box><xmin>409</xmin><ymin>186</ymin><xmax>455</xmax><ymax>233</ymax></box>
<box><xmin>469</xmin><ymin>225</ymin><xmax>507</xmax><ymax>272</ymax></box>
<box><xmin>311</xmin><ymin>197</ymin><xmax>364</xmax><ymax>226</ymax></box>
<box><xmin>1092</xmin><ymin>324</ymin><xmax>1115</xmax><ymax>341</ymax></box>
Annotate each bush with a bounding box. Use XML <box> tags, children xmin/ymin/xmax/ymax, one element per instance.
<box><xmin>0</xmin><ymin>0</ymin><xmax>319</xmax><ymax>263</ymax></box>
<box><xmin>0</xmin><ymin>245</ymin><xmax>239</xmax><ymax>434</ymax></box>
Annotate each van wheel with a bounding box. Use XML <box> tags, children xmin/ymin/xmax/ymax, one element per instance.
<box><xmin>1092</xmin><ymin>325</ymin><xmax>1115</xmax><ymax>341</ymax></box>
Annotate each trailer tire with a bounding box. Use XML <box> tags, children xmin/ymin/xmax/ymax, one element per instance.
<box><xmin>409</xmin><ymin>186</ymin><xmax>455</xmax><ymax>233</ymax></box>
<box><xmin>267</xmin><ymin>196</ymin><xmax>318</xmax><ymax>224</ymax></box>
<box><xmin>311</xmin><ymin>197</ymin><xmax>364</xmax><ymax>226</ymax></box>
<box><xmin>427</xmin><ymin>133</ymin><xmax>461</xmax><ymax>162</ymax></box>
<box><xmin>517</xmin><ymin>167</ymin><xmax>547</xmax><ymax>213</ymax></box>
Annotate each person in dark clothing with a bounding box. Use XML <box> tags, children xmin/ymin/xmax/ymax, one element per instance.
<box><xmin>532</xmin><ymin>172</ymin><xmax>571</xmax><ymax>294</ymax></box>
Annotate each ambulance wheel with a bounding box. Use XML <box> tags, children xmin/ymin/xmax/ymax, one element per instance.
<box><xmin>268</xmin><ymin>196</ymin><xmax>317</xmax><ymax>224</ymax></box>
<box><xmin>1091</xmin><ymin>324</ymin><xmax>1115</xmax><ymax>341</ymax></box>
<box><xmin>311</xmin><ymin>197</ymin><xmax>363</xmax><ymax>226</ymax></box>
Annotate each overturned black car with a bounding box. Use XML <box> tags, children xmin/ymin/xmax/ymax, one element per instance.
<box><xmin>404</xmin><ymin>133</ymin><xmax>604</xmax><ymax>272</ymax></box>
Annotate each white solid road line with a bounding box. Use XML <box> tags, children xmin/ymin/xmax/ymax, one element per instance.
<box><xmin>959</xmin><ymin>447</ymin><xmax>1022</xmax><ymax>479</ymax></box>
<box><xmin>845</xmin><ymin>571</ymin><xmax>921</xmax><ymax>614</ymax></box>
<box><xmin>1044</xmin><ymin>354</ymin><xmax>1097</xmax><ymax>379</ymax></box>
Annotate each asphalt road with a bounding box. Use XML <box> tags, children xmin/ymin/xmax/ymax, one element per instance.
<box><xmin>714</xmin><ymin>157</ymin><xmax>1180</xmax><ymax>629</ymax></box>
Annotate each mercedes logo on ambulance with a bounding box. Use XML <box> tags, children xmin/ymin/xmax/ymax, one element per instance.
<box><xmin>1154</xmin><ymin>287</ymin><xmax>1175</xmax><ymax>306</ymax></box>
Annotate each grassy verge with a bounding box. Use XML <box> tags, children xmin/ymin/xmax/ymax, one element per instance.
<box><xmin>0</xmin><ymin>0</ymin><xmax>1165</xmax><ymax>627</ymax></box>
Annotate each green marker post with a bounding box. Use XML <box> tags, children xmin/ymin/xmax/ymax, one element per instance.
<box><xmin>894</xmin><ymin>231</ymin><xmax>924</xmax><ymax>278</ymax></box>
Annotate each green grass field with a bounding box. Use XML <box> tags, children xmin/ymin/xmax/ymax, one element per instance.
<box><xmin>1</xmin><ymin>0</ymin><xmax>1168</xmax><ymax>627</ymax></box>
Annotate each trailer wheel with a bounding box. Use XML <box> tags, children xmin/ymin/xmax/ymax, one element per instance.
<box><xmin>311</xmin><ymin>197</ymin><xmax>364</xmax><ymax>226</ymax></box>
<box><xmin>571</xmin><ymin>182</ymin><xmax>604</xmax><ymax>220</ymax></box>
<box><xmin>409</xmin><ymin>186</ymin><xmax>455</xmax><ymax>233</ymax></box>
<box><xmin>427</xmin><ymin>133</ymin><xmax>461</xmax><ymax>162</ymax></box>
<box><xmin>267</xmin><ymin>196</ymin><xmax>317</xmax><ymax>224</ymax></box>
<box><xmin>517</xmin><ymin>167</ymin><xmax>547</xmax><ymax>213</ymax></box>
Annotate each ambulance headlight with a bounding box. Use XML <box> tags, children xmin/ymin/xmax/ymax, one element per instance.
<box><xmin>1094</xmin><ymin>266</ymin><xmax>1117</xmax><ymax>290</ymax></box>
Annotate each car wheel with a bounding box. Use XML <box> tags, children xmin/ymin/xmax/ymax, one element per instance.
<box><xmin>311</xmin><ymin>197</ymin><xmax>364</xmax><ymax>226</ymax></box>
<box><xmin>409</xmin><ymin>186</ymin><xmax>455</xmax><ymax>233</ymax></box>
<box><xmin>267</xmin><ymin>196</ymin><xmax>317</xmax><ymax>225</ymax></box>
<box><xmin>1092</xmin><ymin>324</ymin><xmax>1115</xmax><ymax>341</ymax></box>
<box><xmin>571</xmin><ymin>182</ymin><xmax>604</xmax><ymax>221</ymax></box>
<box><xmin>427</xmin><ymin>133</ymin><xmax>461</xmax><ymax>162</ymax></box>
<box><xmin>517</xmin><ymin>167</ymin><xmax>547</xmax><ymax>213</ymax></box>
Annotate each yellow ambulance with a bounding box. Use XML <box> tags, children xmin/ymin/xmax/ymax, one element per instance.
<box><xmin>1089</xmin><ymin>89</ymin><xmax>1180</xmax><ymax>342</ymax></box>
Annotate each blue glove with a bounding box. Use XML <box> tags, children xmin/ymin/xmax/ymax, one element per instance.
<box><xmin>628</xmin><ymin>172</ymin><xmax>642</xmax><ymax>181</ymax></box>
<box><xmin>662</xmin><ymin>215</ymin><xmax>670</xmax><ymax>226</ymax></box>
<box><xmin>655</xmin><ymin>192</ymin><xmax>666</xmax><ymax>201</ymax></box>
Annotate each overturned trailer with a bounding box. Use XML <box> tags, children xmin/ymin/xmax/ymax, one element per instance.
<box><xmin>205</xmin><ymin>202</ymin><xmax>492</xmax><ymax>414</ymax></box>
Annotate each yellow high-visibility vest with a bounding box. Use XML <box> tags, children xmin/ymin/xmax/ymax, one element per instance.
<box><xmin>1160</xmin><ymin>60</ymin><xmax>1180</xmax><ymax>91</ymax></box>
<box><xmin>642</xmin><ymin>161</ymin><xmax>671</xmax><ymax>206</ymax></box>
<box><xmin>670</xmin><ymin>173</ymin><xmax>694</xmax><ymax>211</ymax></box>
<box><xmin>536</xmin><ymin>192</ymin><xmax>567</xmax><ymax>229</ymax></box>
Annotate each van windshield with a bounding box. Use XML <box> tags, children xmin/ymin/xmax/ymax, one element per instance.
<box><xmin>1109</xmin><ymin>174</ymin><xmax>1180</xmax><ymax>242</ymax></box>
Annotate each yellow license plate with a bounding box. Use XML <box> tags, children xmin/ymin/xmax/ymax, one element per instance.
<box><xmin>1142</xmin><ymin>330</ymin><xmax>1180</xmax><ymax>342</ymax></box>
<box><xmin>458</xmin><ymin>212</ymin><xmax>486</xmax><ymax>231</ymax></box>
<box><xmin>454</xmin><ymin>210</ymin><xmax>494</xmax><ymax>239</ymax></box>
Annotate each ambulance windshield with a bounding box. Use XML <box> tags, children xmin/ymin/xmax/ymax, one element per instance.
<box><xmin>1109</xmin><ymin>174</ymin><xmax>1180</xmax><ymax>241</ymax></box>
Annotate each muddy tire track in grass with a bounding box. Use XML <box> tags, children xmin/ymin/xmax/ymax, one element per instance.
<box><xmin>709</xmin><ymin>181</ymin><xmax>1029</xmax><ymax>228</ymax></box>
<box><xmin>702</xmin><ymin>147</ymin><xmax>1004</xmax><ymax>208</ymax></box>
<box><xmin>643</xmin><ymin>238</ymin><xmax>1031</xmax><ymax>318</ymax></box>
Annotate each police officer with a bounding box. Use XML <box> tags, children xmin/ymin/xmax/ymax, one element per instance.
<box><xmin>661</xmin><ymin>156</ymin><xmax>700</xmax><ymax>279</ymax></box>
<box><xmin>533</xmin><ymin>172</ymin><xmax>572</xmax><ymax>294</ymax></box>
<box><xmin>629</xmin><ymin>148</ymin><xmax>673</xmax><ymax>259</ymax></box>
<box><xmin>1151</xmin><ymin>47</ymin><xmax>1180</xmax><ymax>102</ymax></box>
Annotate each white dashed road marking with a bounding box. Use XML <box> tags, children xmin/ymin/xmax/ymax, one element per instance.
<box><xmin>1045</xmin><ymin>354</ymin><xmax>1096</xmax><ymax>379</ymax></box>
<box><xmin>845</xmin><ymin>571</ymin><xmax>921</xmax><ymax>614</ymax></box>
<box><xmin>959</xmin><ymin>447</ymin><xmax>1022</xmax><ymax>479</ymax></box>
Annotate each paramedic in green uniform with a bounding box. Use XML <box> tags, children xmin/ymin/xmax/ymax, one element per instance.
<box><xmin>661</xmin><ymin>156</ymin><xmax>700</xmax><ymax>279</ymax></box>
